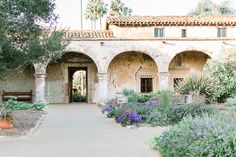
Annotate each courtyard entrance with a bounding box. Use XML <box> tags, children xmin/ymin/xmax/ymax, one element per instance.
<box><xmin>46</xmin><ymin>52</ymin><xmax>99</xmax><ymax>103</ymax></box>
<box><xmin>68</xmin><ymin>67</ymin><xmax>88</xmax><ymax>103</ymax></box>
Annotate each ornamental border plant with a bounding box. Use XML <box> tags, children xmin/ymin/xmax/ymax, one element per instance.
<box><xmin>149</xmin><ymin>112</ymin><xmax>236</xmax><ymax>157</ymax></box>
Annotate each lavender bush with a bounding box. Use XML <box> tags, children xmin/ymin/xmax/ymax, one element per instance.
<box><xmin>150</xmin><ymin>113</ymin><xmax>236</xmax><ymax>157</ymax></box>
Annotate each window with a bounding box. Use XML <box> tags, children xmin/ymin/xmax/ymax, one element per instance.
<box><xmin>175</xmin><ymin>55</ymin><xmax>182</xmax><ymax>66</ymax></box>
<box><xmin>154</xmin><ymin>28</ymin><xmax>164</xmax><ymax>37</ymax></box>
<box><xmin>141</xmin><ymin>78</ymin><xmax>153</xmax><ymax>93</ymax></box>
<box><xmin>181</xmin><ymin>29</ymin><xmax>187</xmax><ymax>37</ymax></box>
<box><xmin>217</xmin><ymin>28</ymin><xmax>227</xmax><ymax>37</ymax></box>
<box><xmin>174</xmin><ymin>78</ymin><xmax>184</xmax><ymax>89</ymax></box>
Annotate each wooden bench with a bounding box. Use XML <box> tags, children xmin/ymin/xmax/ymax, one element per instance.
<box><xmin>2</xmin><ymin>90</ymin><xmax>33</xmax><ymax>103</ymax></box>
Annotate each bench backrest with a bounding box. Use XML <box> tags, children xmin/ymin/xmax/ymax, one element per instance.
<box><xmin>2</xmin><ymin>90</ymin><xmax>32</xmax><ymax>96</ymax></box>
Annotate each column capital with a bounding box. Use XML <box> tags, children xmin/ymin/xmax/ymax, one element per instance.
<box><xmin>34</xmin><ymin>74</ymin><xmax>47</xmax><ymax>78</ymax></box>
<box><xmin>33</xmin><ymin>62</ymin><xmax>49</xmax><ymax>75</ymax></box>
<box><xmin>158</xmin><ymin>72</ymin><xmax>170</xmax><ymax>76</ymax></box>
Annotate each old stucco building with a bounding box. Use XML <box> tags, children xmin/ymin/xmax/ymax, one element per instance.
<box><xmin>1</xmin><ymin>15</ymin><xmax>236</xmax><ymax>103</ymax></box>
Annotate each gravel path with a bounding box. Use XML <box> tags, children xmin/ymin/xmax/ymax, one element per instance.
<box><xmin>0</xmin><ymin>104</ymin><xmax>165</xmax><ymax>157</ymax></box>
<box><xmin>0</xmin><ymin>110</ymin><xmax>45</xmax><ymax>137</ymax></box>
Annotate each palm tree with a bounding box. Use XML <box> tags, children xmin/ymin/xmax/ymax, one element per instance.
<box><xmin>85</xmin><ymin>0</ymin><xmax>98</xmax><ymax>30</ymax></box>
<box><xmin>85</xmin><ymin>0</ymin><xmax>108</xmax><ymax>30</ymax></box>
<box><xmin>110</xmin><ymin>0</ymin><xmax>132</xmax><ymax>16</ymax></box>
<box><xmin>80</xmin><ymin>0</ymin><xmax>83</xmax><ymax>30</ymax></box>
<box><xmin>97</xmin><ymin>0</ymin><xmax>108</xmax><ymax>29</ymax></box>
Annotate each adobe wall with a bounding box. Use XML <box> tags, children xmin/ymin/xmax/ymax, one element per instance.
<box><xmin>0</xmin><ymin>67</ymin><xmax>35</xmax><ymax>103</ymax></box>
<box><xmin>46</xmin><ymin>63</ymin><xmax>64</xmax><ymax>103</ymax></box>
<box><xmin>109</xmin><ymin>25</ymin><xmax>236</xmax><ymax>39</ymax></box>
<box><xmin>168</xmin><ymin>51</ymin><xmax>209</xmax><ymax>90</ymax></box>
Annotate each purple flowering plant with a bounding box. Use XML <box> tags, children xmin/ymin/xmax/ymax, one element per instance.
<box><xmin>115</xmin><ymin>109</ymin><xmax>141</xmax><ymax>126</ymax></box>
<box><xmin>101</xmin><ymin>98</ymin><xmax>119</xmax><ymax>118</ymax></box>
<box><xmin>102</xmin><ymin>105</ymin><xmax>112</xmax><ymax>114</ymax></box>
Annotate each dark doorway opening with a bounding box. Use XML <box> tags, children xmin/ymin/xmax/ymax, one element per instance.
<box><xmin>68</xmin><ymin>67</ymin><xmax>88</xmax><ymax>103</ymax></box>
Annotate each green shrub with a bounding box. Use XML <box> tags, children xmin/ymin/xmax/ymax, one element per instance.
<box><xmin>122</xmin><ymin>88</ymin><xmax>136</xmax><ymax>96</ymax></box>
<box><xmin>107</xmin><ymin>108</ymin><xmax>116</xmax><ymax>118</ymax></box>
<box><xmin>6</xmin><ymin>99</ymin><xmax>45</xmax><ymax>111</ymax></box>
<box><xmin>225</xmin><ymin>97</ymin><xmax>236</xmax><ymax>107</ymax></box>
<box><xmin>122</xmin><ymin>88</ymin><xmax>150</xmax><ymax>103</ymax></box>
<box><xmin>150</xmin><ymin>113</ymin><xmax>236</xmax><ymax>157</ymax></box>
<box><xmin>176</xmin><ymin>74</ymin><xmax>220</xmax><ymax>103</ymax></box>
<box><xmin>122</xmin><ymin>88</ymin><xmax>139</xmax><ymax>102</ymax></box>
<box><xmin>146</xmin><ymin>103</ymin><xmax>217</xmax><ymax>126</ymax></box>
<box><xmin>137</xmin><ymin>94</ymin><xmax>151</xmax><ymax>103</ymax></box>
<box><xmin>204</xmin><ymin>60</ymin><xmax>236</xmax><ymax>102</ymax></box>
<box><xmin>187</xmin><ymin>132</ymin><xmax>236</xmax><ymax>157</ymax></box>
<box><xmin>146</xmin><ymin>107</ymin><xmax>169</xmax><ymax>126</ymax></box>
<box><xmin>72</xmin><ymin>93</ymin><xmax>86</xmax><ymax>102</ymax></box>
<box><xmin>127</xmin><ymin>92</ymin><xmax>139</xmax><ymax>102</ymax></box>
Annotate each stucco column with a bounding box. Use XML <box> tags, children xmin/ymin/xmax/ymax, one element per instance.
<box><xmin>97</xmin><ymin>73</ymin><xmax>108</xmax><ymax>102</ymax></box>
<box><xmin>158</xmin><ymin>72</ymin><xmax>170</xmax><ymax>90</ymax></box>
<box><xmin>34</xmin><ymin>74</ymin><xmax>47</xmax><ymax>103</ymax></box>
<box><xmin>34</xmin><ymin>63</ymin><xmax>48</xmax><ymax>104</ymax></box>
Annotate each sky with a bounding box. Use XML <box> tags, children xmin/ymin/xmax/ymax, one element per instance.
<box><xmin>54</xmin><ymin>0</ymin><xmax>236</xmax><ymax>30</ymax></box>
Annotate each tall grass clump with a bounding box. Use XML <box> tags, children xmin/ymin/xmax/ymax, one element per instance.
<box><xmin>176</xmin><ymin>74</ymin><xmax>219</xmax><ymax>103</ymax></box>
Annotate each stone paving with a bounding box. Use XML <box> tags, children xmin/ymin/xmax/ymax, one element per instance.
<box><xmin>0</xmin><ymin>104</ymin><xmax>165</xmax><ymax>157</ymax></box>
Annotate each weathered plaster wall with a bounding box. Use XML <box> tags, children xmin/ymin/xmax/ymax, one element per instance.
<box><xmin>169</xmin><ymin>51</ymin><xmax>209</xmax><ymax>90</ymax></box>
<box><xmin>108</xmin><ymin>52</ymin><xmax>158</xmax><ymax>96</ymax></box>
<box><xmin>46</xmin><ymin>63</ymin><xmax>64</xmax><ymax>103</ymax></box>
<box><xmin>109</xmin><ymin>25</ymin><xmax>236</xmax><ymax>39</ymax></box>
<box><xmin>0</xmin><ymin>67</ymin><xmax>35</xmax><ymax>103</ymax></box>
<box><xmin>1</xmin><ymin>38</ymin><xmax>234</xmax><ymax>104</ymax></box>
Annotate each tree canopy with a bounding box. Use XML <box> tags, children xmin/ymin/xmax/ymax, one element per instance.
<box><xmin>188</xmin><ymin>0</ymin><xmax>236</xmax><ymax>15</ymax></box>
<box><xmin>110</xmin><ymin>0</ymin><xmax>132</xmax><ymax>16</ymax></box>
<box><xmin>0</xmin><ymin>0</ymin><xmax>68</xmax><ymax>78</ymax></box>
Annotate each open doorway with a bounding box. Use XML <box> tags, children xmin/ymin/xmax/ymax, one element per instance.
<box><xmin>68</xmin><ymin>67</ymin><xmax>87</xmax><ymax>103</ymax></box>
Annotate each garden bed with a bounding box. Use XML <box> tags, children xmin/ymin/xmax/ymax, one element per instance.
<box><xmin>0</xmin><ymin>109</ymin><xmax>46</xmax><ymax>137</ymax></box>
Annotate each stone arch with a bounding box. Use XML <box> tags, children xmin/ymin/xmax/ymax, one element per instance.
<box><xmin>107</xmin><ymin>51</ymin><xmax>159</xmax><ymax>96</ymax></box>
<box><xmin>104</xmin><ymin>48</ymin><xmax>161</xmax><ymax>73</ymax></box>
<box><xmin>168</xmin><ymin>50</ymin><xmax>212</xmax><ymax>90</ymax></box>
<box><xmin>45</xmin><ymin>51</ymin><xmax>100</xmax><ymax>103</ymax></box>
<box><xmin>167</xmin><ymin>49</ymin><xmax>213</xmax><ymax>66</ymax></box>
<box><xmin>63</xmin><ymin>51</ymin><xmax>100</xmax><ymax>72</ymax></box>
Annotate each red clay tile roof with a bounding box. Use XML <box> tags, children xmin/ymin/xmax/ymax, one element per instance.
<box><xmin>64</xmin><ymin>30</ymin><xmax>114</xmax><ymax>40</ymax></box>
<box><xmin>106</xmin><ymin>16</ymin><xmax>236</xmax><ymax>27</ymax></box>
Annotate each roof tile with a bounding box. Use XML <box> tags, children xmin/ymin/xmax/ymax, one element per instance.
<box><xmin>106</xmin><ymin>16</ymin><xmax>236</xmax><ymax>26</ymax></box>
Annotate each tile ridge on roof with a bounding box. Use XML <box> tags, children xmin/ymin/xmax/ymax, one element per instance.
<box><xmin>106</xmin><ymin>15</ymin><xmax>236</xmax><ymax>26</ymax></box>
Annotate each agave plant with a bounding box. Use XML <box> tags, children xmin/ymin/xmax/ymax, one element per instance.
<box><xmin>176</xmin><ymin>74</ymin><xmax>220</xmax><ymax>103</ymax></box>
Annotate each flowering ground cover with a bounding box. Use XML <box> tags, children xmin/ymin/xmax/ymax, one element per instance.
<box><xmin>101</xmin><ymin>90</ymin><xmax>216</xmax><ymax>127</ymax></box>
